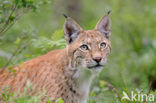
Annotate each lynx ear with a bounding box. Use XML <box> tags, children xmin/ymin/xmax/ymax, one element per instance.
<box><xmin>64</xmin><ymin>15</ymin><xmax>83</xmax><ymax>44</ymax></box>
<box><xmin>95</xmin><ymin>11</ymin><xmax>111</xmax><ymax>39</ymax></box>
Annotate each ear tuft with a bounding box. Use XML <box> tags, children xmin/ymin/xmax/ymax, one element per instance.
<box><xmin>63</xmin><ymin>13</ymin><xmax>68</xmax><ymax>18</ymax></box>
<box><xmin>107</xmin><ymin>10</ymin><xmax>111</xmax><ymax>15</ymax></box>
<box><xmin>95</xmin><ymin>12</ymin><xmax>111</xmax><ymax>39</ymax></box>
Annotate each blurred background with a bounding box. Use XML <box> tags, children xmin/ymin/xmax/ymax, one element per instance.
<box><xmin>0</xmin><ymin>0</ymin><xmax>156</xmax><ymax>102</ymax></box>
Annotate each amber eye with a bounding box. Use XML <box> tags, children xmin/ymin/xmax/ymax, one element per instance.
<box><xmin>100</xmin><ymin>42</ymin><xmax>107</xmax><ymax>49</ymax></box>
<box><xmin>80</xmin><ymin>44</ymin><xmax>89</xmax><ymax>51</ymax></box>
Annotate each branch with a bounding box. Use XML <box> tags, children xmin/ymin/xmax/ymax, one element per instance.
<box><xmin>0</xmin><ymin>4</ymin><xmax>17</xmax><ymax>35</ymax></box>
<box><xmin>0</xmin><ymin>8</ymin><xmax>31</xmax><ymax>36</ymax></box>
<box><xmin>104</xmin><ymin>81</ymin><xmax>122</xmax><ymax>99</ymax></box>
<box><xmin>0</xmin><ymin>5</ymin><xmax>31</xmax><ymax>36</ymax></box>
<box><xmin>3</xmin><ymin>41</ymin><xmax>30</xmax><ymax>68</ymax></box>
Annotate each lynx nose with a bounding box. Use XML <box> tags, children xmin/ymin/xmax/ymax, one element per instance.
<box><xmin>93</xmin><ymin>57</ymin><xmax>102</xmax><ymax>63</ymax></box>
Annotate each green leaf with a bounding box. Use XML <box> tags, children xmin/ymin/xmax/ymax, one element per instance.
<box><xmin>15</xmin><ymin>37</ymin><xmax>21</xmax><ymax>44</ymax></box>
<box><xmin>9</xmin><ymin>15</ymin><xmax>15</xmax><ymax>21</ymax></box>
<box><xmin>99</xmin><ymin>80</ymin><xmax>105</xmax><ymax>88</ymax></box>
<box><xmin>56</xmin><ymin>98</ymin><xmax>64</xmax><ymax>103</ymax></box>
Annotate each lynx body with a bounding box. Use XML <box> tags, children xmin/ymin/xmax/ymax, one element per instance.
<box><xmin>0</xmin><ymin>12</ymin><xmax>111</xmax><ymax>103</ymax></box>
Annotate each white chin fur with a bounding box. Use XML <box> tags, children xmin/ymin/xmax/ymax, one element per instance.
<box><xmin>89</xmin><ymin>66</ymin><xmax>103</xmax><ymax>73</ymax></box>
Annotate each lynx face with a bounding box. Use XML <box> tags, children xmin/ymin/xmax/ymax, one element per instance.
<box><xmin>64</xmin><ymin>13</ymin><xmax>111</xmax><ymax>71</ymax></box>
<box><xmin>70</xmin><ymin>30</ymin><xmax>111</xmax><ymax>70</ymax></box>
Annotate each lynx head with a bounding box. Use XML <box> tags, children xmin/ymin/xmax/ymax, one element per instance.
<box><xmin>64</xmin><ymin>12</ymin><xmax>111</xmax><ymax>71</ymax></box>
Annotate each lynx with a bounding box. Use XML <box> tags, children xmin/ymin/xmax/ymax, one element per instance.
<box><xmin>0</xmin><ymin>12</ymin><xmax>111</xmax><ymax>103</ymax></box>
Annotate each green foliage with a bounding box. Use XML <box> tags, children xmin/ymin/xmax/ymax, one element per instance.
<box><xmin>0</xmin><ymin>0</ymin><xmax>156</xmax><ymax>102</ymax></box>
<box><xmin>1</xmin><ymin>81</ymin><xmax>64</xmax><ymax>103</ymax></box>
<box><xmin>32</xmin><ymin>29</ymin><xmax>65</xmax><ymax>53</ymax></box>
<box><xmin>0</xmin><ymin>0</ymin><xmax>52</xmax><ymax>36</ymax></box>
<box><xmin>55</xmin><ymin>98</ymin><xmax>64</xmax><ymax>103</ymax></box>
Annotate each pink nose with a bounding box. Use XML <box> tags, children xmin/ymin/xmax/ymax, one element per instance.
<box><xmin>93</xmin><ymin>57</ymin><xmax>102</xmax><ymax>63</ymax></box>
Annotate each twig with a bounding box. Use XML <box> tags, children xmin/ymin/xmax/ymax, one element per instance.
<box><xmin>0</xmin><ymin>4</ymin><xmax>17</xmax><ymax>35</ymax></box>
<box><xmin>1</xmin><ymin>8</ymin><xmax>31</xmax><ymax>35</ymax></box>
<box><xmin>3</xmin><ymin>40</ymin><xmax>31</xmax><ymax>68</ymax></box>
<box><xmin>3</xmin><ymin>42</ymin><xmax>22</xmax><ymax>68</ymax></box>
<box><xmin>104</xmin><ymin>81</ymin><xmax>122</xmax><ymax>99</ymax></box>
<box><xmin>0</xmin><ymin>5</ymin><xmax>31</xmax><ymax>36</ymax></box>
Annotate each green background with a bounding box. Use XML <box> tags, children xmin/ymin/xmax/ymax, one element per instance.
<box><xmin>0</xmin><ymin>0</ymin><xmax>156</xmax><ymax>102</ymax></box>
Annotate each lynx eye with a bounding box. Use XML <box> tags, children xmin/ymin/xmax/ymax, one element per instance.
<box><xmin>100</xmin><ymin>42</ymin><xmax>107</xmax><ymax>49</ymax></box>
<box><xmin>80</xmin><ymin>44</ymin><xmax>89</xmax><ymax>51</ymax></box>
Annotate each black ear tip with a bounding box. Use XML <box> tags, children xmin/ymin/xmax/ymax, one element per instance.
<box><xmin>107</xmin><ymin>10</ymin><xmax>111</xmax><ymax>15</ymax></box>
<box><xmin>63</xmin><ymin>13</ymin><xmax>68</xmax><ymax>18</ymax></box>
